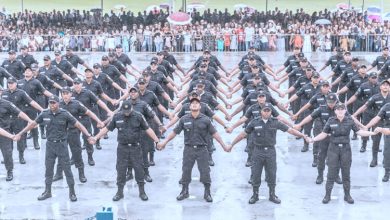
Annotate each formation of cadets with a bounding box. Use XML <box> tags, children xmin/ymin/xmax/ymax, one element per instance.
<box><xmin>1</xmin><ymin>44</ymin><xmax>390</xmax><ymax>205</ymax></box>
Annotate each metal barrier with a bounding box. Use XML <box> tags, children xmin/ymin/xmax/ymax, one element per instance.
<box><xmin>0</xmin><ymin>34</ymin><xmax>389</xmax><ymax>53</ymax></box>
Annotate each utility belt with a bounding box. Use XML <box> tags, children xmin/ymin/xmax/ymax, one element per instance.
<box><xmin>254</xmin><ymin>145</ymin><xmax>274</xmax><ymax>150</ymax></box>
<box><xmin>48</xmin><ymin>139</ymin><xmax>67</xmax><ymax>143</ymax></box>
<box><xmin>119</xmin><ymin>142</ymin><xmax>140</xmax><ymax>147</ymax></box>
<box><xmin>331</xmin><ymin>143</ymin><xmax>350</xmax><ymax>148</ymax></box>
<box><xmin>185</xmin><ymin>144</ymin><xmax>206</xmax><ymax>149</ymax></box>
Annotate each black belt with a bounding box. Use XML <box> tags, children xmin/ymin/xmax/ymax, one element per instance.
<box><xmin>186</xmin><ymin>145</ymin><xmax>206</xmax><ymax>149</ymax></box>
<box><xmin>255</xmin><ymin>145</ymin><xmax>274</xmax><ymax>150</ymax></box>
<box><xmin>332</xmin><ymin>143</ymin><xmax>349</xmax><ymax>147</ymax></box>
<box><xmin>48</xmin><ymin>139</ymin><xmax>67</xmax><ymax>143</ymax></box>
<box><xmin>120</xmin><ymin>143</ymin><xmax>140</xmax><ymax>147</ymax></box>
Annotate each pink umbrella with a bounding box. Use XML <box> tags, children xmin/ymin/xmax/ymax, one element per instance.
<box><xmin>167</xmin><ymin>12</ymin><xmax>192</xmax><ymax>25</ymax></box>
<box><xmin>368</xmin><ymin>14</ymin><xmax>382</xmax><ymax>22</ymax></box>
<box><xmin>336</xmin><ymin>3</ymin><xmax>349</xmax><ymax>10</ymax></box>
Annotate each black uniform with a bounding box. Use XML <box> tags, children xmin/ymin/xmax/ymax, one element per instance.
<box><xmin>83</xmin><ymin>80</ymin><xmax>105</xmax><ymax>136</ymax></box>
<box><xmin>245</xmin><ymin>117</ymin><xmax>289</xmax><ymax>188</ymax></box>
<box><xmin>376</xmin><ymin>103</ymin><xmax>390</xmax><ymax>169</ymax></box>
<box><xmin>35</xmin><ymin>109</ymin><xmax>77</xmax><ymax>186</ymax></box>
<box><xmin>39</xmin><ymin>66</ymin><xmax>67</xmax><ymax>95</ymax></box>
<box><xmin>107</xmin><ymin>110</ymin><xmax>149</xmax><ymax>186</ymax></box>
<box><xmin>324</xmin><ymin>54</ymin><xmax>344</xmax><ymax>69</ymax></box>
<box><xmin>0</xmin><ymin>67</ymin><xmax>12</xmax><ymax>87</ymax></box>
<box><xmin>173</xmin><ymin>113</ymin><xmax>217</xmax><ymax>185</ymax></box>
<box><xmin>0</xmin><ymin>99</ymin><xmax>21</xmax><ymax>172</ymax></box>
<box><xmin>371</xmin><ymin>55</ymin><xmax>389</xmax><ymax>70</ymax></box>
<box><xmin>101</xmin><ymin>64</ymin><xmax>122</xmax><ymax>99</ymax></box>
<box><xmin>51</xmin><ymin>59</ymin><xmax>76</xmax><ymax>79</ymax></box>
<box><xmin>1</xmin><ymin>59</ymin><xmax>25</xmax><ymax>80</ymax></box>
<box><xmin>16</xmin><ymin>54</ymin><xmax>37</xmax><ymax>68</ymax></box>
<box><xmin>332</xmin><ymin>60</ymin><xmax>351</xmax><ymax>92</ymax></box>
<box><xmin>379</xmin><ymin>60</ymin><xmax>390</xmax><ymax>82</ymax></box>
<box><xmin>63</xmin><ymin>54</ymin><xmax>85</xmax><ymax>69</ymax></box>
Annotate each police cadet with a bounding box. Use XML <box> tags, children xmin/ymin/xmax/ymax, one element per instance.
<box><xmin>353</xmin><ymin>80</ymin><xmax>390</xmax><ymax>164</ymax></box>
<box><xmin>326</xmin><ymin>51</ymin><xmax>352</xmax><ymax>93</ymax></box>
<box><xmin>92</xmin><ymin>100</ymin><xmax>159</xmax><ymax>201</ymax></box>
<box><xmin>378</xmin><ymin>58</ymin><xmax>390</xmax><ymax>82</ymax></box>
<box><xmin>17</xmin><ymin>46</ymin><xmax>38</xmax><ymax>68</ymax></box>
<box><xmin>63</xmin><ymin>46</ymin><xmax>91</xmax><ymax>70</ymax></box>
<box><xmin>332</xmin><ymin>57</ymin><xmax>360</xmax><ymax>105</ymax></box>
<box><xmin>0</xmin><ymin>63</ymin><xmax>12</xmax><ymax>87</ymax></box>
<box><xmin>1</xmin><ymin>50</ymin><xmax>26</xmax><ymax>80</ymax></box>
<box><xmin>52</xmin><ymin>87</ymin><xmax>104</xmax><ymax>183</ymax></box>
<box><xmin>310</xmin><ymin>103</ymin><xmax>375</xmax><ymax>204</ymax></box>
<box><xmin>285</xmin><ymin>72</ymin><xmax>321</xmax><ymax>152</ymax></box>
<box><xmin>115</xmin><ymin>44</ymin><xmax>141</xmax><ymax>78</ymax></box>
<box><xmin>2</xmin><ymin>77</ymin><xmax>44</xmax><ymax>164</ymax></box>
<box><xmin>72</xmin><ymin>77</ymin><xmax>113</xmax><ymax>166</ymax></box>
<box><xmin>51</xmin><ymin>50</ymin><xmax>83</xmax><ymax>81</ymax></box>
<box><xmin>100</xmin><ymin>55</ymin><xmax>130</xmax><ymax>99</ymax></box>
<box><xmin>228</xmin><ymin>105</ymin><xmax>309</xmax><ymax>204</ymax></box>
<box><xmin>40</xmin><ymin>55</ymin><xmax>74</xmax><ymax>95</ymax></box>
<box><xmin>157</xmin><ymin>97</ymin><xmax>228</xmax><ymax>203</ymax></box>
<box><xmin>367</xmin><ymin>46</ymin><xmax>389</xmax><ymax>72</ymax></box>
<box><xmin>15</xmin><ymin>95</ymin><xmax>93</xmax><ymax>202</ymax></box>
<box><xmin>318</xmin><ymin>47</ymin><xmax>345</xmax><ymax>72</ymax></box>
<box><xmin>0</xmin><ymin>86</ymin><xmax>33</xmax><ymax>181</ymax></box>
<box><xmin>161</xmin><ymin>48</ymin><xmax>186</xmax><ymax>76</ymax></box>
<box><xmin>17</xmin><ymin>66</ymin><xmax>54</xmax><ymax>149</ymax></box>
<box><xmin>274</xmin><ymin>47</ymin><xmax>302</xmax><ymax>75</ymax></box>
<box><xmin>82</xmin><ymin>68</ymin><xmax>118</xmax><ymax>149</ymax></box>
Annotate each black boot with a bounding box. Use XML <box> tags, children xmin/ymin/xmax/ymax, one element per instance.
<box><xmin>248</xmin><ymin>186</ymin><xmax>259</xmax><ymax>204</ymax></box>
<box><xmin>301</xmin><ymin>142</ymin><xmax>309</xmax><ymax>152</ymax></box>
<box><xmin>268</xmin><ymin>186</ymin><xmax>281</xmax><ymax>204</ymax></box>
<box><xmin>370</xmin><ymin>152</ymin><xmax>378</xmax><ymax>167</ymax></box>
<box><xmin>360</xmin><ymin>140</ymin><xmax>367</xmax><ymax>153</ymax></box>
<box><xmin>316</xmin><ymin>170</ymin><xmax>324</xmax><ymax>184</ymax></box>
<box><xmin>95</xmin><ymin>139</ymin><xmax>102</xmax><ymax>150</ymax></box>
<box><xmin>78</xmin><ymin>167</ymin><xmax>87</xmax><ymax>183</ymax></box>
<box><xmin>6</xmin><ymin>170</ymin><xmax>13</xmax><ymax>181</ymax></box>
<box><xmin>144</xmin><ymin>168</ymin><xmax>152</xmax><ymax>182</ymax></box>
<box><xmin>19</xmin><ymin>151</ymin><xmax>26</xmax><ymax>164</ymax></box>
<box><xmin>335</xmin><ymin>175</ymin><xmax>343</xmax><ymax>184</ymax></box>
<box><xmin>245</xmin><ymin>155</ymin><xmax>252</xmax><ymax>167</ymax></box>
<box><xmin>204</xmin><ymin>183</ymin><xmax>213</xmax><ymax>202</ymax></box>
<box><xmin>208</xmin><ymin>153</ymin><xmax>215</xmax><ymax>166</ymax></box>
<box><xmin>138</xmin><ymin>183</ymin><xmax>148</xmax><ymax>201</ymax></box>
<box><xmin>112</xmin><ymin>186</ymin><xmax>124</xmax><ymax>201</ymax></box>
<box><xmin>149</xmin><ymin>152</ymin><xmax>155</xmax><ymax>166</ymax></box>
<box><xmin>343</xmin><ymin>184</ymin><xmax>354</xmax><ymax>204</ymax></box>
<box><xmin>382</xmin><ymin>169</ymin><xmax>390</xmax><ymax>182</ymax></box>
<box><xmin>69</xmin><ymin>184</ymin><xmax>77</xmax><ymax>202</ymax></box>
<box><xmin>53</xmin><ymin>165</ymin><xmax>63</xmax><ymax>182</ymax></box>
<box><xmin>87</xmin><ymin>153</ymin><xmax>95</xmax><ymax>166</ymax></box>
<box><xmin>351</xmin><ymin>132</ymin><xmax>358</xmax><ymax>140</ymax></box>
<box><xmin>38</xmin><ymin>184</ymin><xmax>52</xmax><ymax>201</ymax></box>
<box><xmin>176</xmin><ymin>184</ymin><xmax>189</xmax><ymax>201</ymax></box>
<box><xmin>322</xmin><ymin>185</ymin><xmax>332</xmax><ymax>204</ymax></box>
<box><xmin>312</xmin><ymin>154</ymin><xmax>318</xmax><ymax>167</ymax></box>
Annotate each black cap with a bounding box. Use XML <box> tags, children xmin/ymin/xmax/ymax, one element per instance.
<box><xmin>8</xmin><ymin>50</ymin><xmax>16</xmax><ymax>55</ymax></box>
<box><xmin>369</xmin><ymin>72</ymin><xmax>378</xmax><ymax>78</ymax></box>
<box><xmin>129</xmin><ymin>87</ymin><xmax>138</xmax><ymax>92</ymax></box>
<box><xmin>298</xmin><ymin>52</ymin><xmax>305</xmax><ymax>58</ymax></box>
<box><xmin>61</xmin><ymin>86</ymin><xmax>72</xmax><ymax>93</ymax></box>
<box><xmin>300</xmin><ymin>57</ymin><xmax>308</xmax><ymax>62</ymax></box>
<box><xmin>48</xmin><ymin>95</ymin><xmax>60</xmax><ymax>103</ymax></box>
<box><xmin>108</xmin><ymin>52</ymin><xmax>116</xmax><ymax>58</ymax></box>
<box><xmin>257</xmin><ymin>90</ymin><xmax>267</xmax><ymax>97</ymax></box>
<box><xmin>54</xmin><ymin>50</ymin><xmax>61</xmax><ymax>55</ymax></box>
<box><xmin>336</xmin><ymin>47</ymin><xmax>344</xmax><ymax>53</ymax></box>
<box><xmin>21</xmin><ymin>45</ymin><xmax>28</xmax><ymax>50</ymax></box>
<box><xmin>31</xmin><ymin>63</ymin><xmax>39</xmax><ymax>71</ymax></box>
<box><xmin>189</xmin><ymin>91</ymin><xmax>199</xmax><ymax>97</ymax></box>
<box><xmin>138</xmin><ymin>78</ymin><xmax>147</xmax><ymax>84</ymax></box>
<box><xmin>203</xmin><ymin>49</ymin><xmax>210</xmax><ymax>54</ymax></box>
<box><xmin>142</xmin><ymin>71</ymin><xmax>150</xmax><ymax>77</ymax></box>
<box><xmin>293</xmin><ymin>47</ymin><xmax>300</xmax><ymax>50</ymax></box>
<box><xmin>248</xmin><ymin>56</ymin><xmax>255</xmax><ymax>61</ymax></box>
<box><xmin>101</xmin><ymin>55</ymin><xmax>109</xmax><ymax>60</ymax></box>
<box><xmin>43</xmin><ymin>55</ymin><xmax>51</xmax><ymax>61</ymax></box>
<box><xmin>7</xmin><ymin>77</ymin><xmax>17</xmax><ymax>83</ymax></box>
<box><xmin>93</xmin><ymin>63</ymin><xmax>101</xmax><ymax>69</ymax></box>
<box><xmin>380</xmin><ymin>80</ymin><xmax>390</xmax><ymax>86</ymax></box>
<box><xmin>344</xmin><ymin>51</ymin><xmax>351</xmax><ymax>55</ymax></box>
<box><xmin>383</xmin><ymin>46</ymin><xmax>389</xmax><ymax>50</ymax></box>
<box><xmin>151</xmin><ymin>57</ymin><xmax>158</xmax><ymax>62</ymax></box>
<box><xmin>115</xmin><ymin>44</ymin><xmax>122</xmax><ymax>49</ymax></box>
<box><xmin>352</xmin><ymin>57</ymin><xmax>359</xmax><ymax>61</ymax></box>
<box><xmin>24</xmin><ymin>66</ymin><xmax>32</xmax><ymax>71</ymax></box>
<box><xmin>156</xmin><ymin>52</ymin><xmax>163</xmax><ymax>56</ymax></box>
<box><xmin>253</xmin><ymin>73</ymin><xmax>261</xmax><ymax>79</ymax></box>
<box><xmin>334</xmin><ymin>103</ymin><xmax>346</xmax><ymax>110</ymax></box>
<box><xmin>200</xmin><ymin>64</ymin><xmax>207</xmax><ymax>68</ymax></box>
<box><xmin>326</xmin><ymin>93</ymin><xmax>338</xmax><ymax>103</ymax></box>
<box><xmin>73</xmin><ymin>77</ymin><xmax>83</xmax><ymax>84</ymax></box>
<box><xmin>251</xmin><ymin>64</ymin><xmax>260</xmax><ymax>69</ymax></box>
<box><xmin>65</xmin><ymin>46</ymin><xmax>72</xmax><ymax>51</ymax></box>
<box><xmin>189</xmin><ymin>97</ymin><xmax>201</xmax><ymax>103</ymax></box>
<box><xmin>121</xmin><ymin>100</ymin><xmax>132</xmax><ymax>113</ymax></box>
<box><xmin>261</xmin><ymin>103</ymin><xmax>272</xmax><ymax>111</ymax></box>
<box><xmin>320</xmin><ymin>80</ymin><xmax>330</xmax><ymax>87</ymax></box>
<box><xmin>306</xmin><ymin>67</ymin><xmax>313</xmax><ymax>72</ymax></box>
<box><xmin>312</xmin><ymin>72</ymin><xmax>320</xmax><ymax>78</ymax></box>
<box><xmin>249</xmin><ymin>46</ymin><xmax>255</xmax><ymax>50</ymax></box>
<box><xmin>196</xmin><ymin>80</ymin><xmax>206</xmax><ymax>87</ymax></box>
<box><xmin>358</xmin><ymin>64</ymin><xmax>367</xmax><ymax>69</ymax></box>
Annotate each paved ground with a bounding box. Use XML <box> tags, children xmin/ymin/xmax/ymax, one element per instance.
<box><xmin>1</xmin><ymin>52</ymin><xmax>390</xmax><ymax>220</ymax></box>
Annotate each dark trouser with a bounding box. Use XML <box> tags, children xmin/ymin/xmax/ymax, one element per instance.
<box><xmin>90</xmin><ymin>105</ymin><xmax>100</xmax><ymax>136</ymax></box>
<box><xmin>317</xmin><ymin>137</ymin><xmax>330</xmax><ymax>173</ymax></box>
<box><xmin>11</xmin><ymin>118</ymin><xmax>27</xmax><ymax>153</ymax></box>
<box><xmin>251</xmin><ymin>146</ymin><xmax>276</xmax><ymax>187</ymax></box>
<box><xmin>45</xmin><ymin>140</ymin><xmax>75</xmax><ymax>186</ymax></box>
<box><xmin>36</xmin><ymin>95</ymin><xmax>47</xmax><ymax>135</ymax></box>
<box><xmin>117</xmin><ymin>143</ymin><xmax>145</xmax><ymax>186</ymax></box>
<box><xmin>55</xmin><ymin>129</ymin><xmax>84</xmax><ymax>173</ymax></box>
<box><xmin>79</xmin><ymin>117</ymin><xmax>93</xmax><ymax>154</ymax></box>
<box><xmin>139</xmin><ymin>130</ymin><xmax>154</xmax><ymax>168</ymax></box>
<box><xmin>0</xmin><ymin>135</ymin><xmax>13</xmax><ymax>171</ymax></box>
<box><xmin>207</xmin><ymin>136</ymin><xmax>215</xmax><ymax>154</ymax></box>
<box><xmin>325</xmin><ymin>143</ymin><xmax>352</xmax><ymax>192</ymax></box>
<box><xmin>384</xmin><ymin>135</ymin><xmax>390</xmax><ymax>169</ymax></box>
<box><xmin>313</xmin><ymin>121</ymin><xmax>323</xmax><ymax>157</ymax></box>
<box><xmin>181</xmin><ymin>145</ymin><xmax>211</xmax><ymax>185</ymax></box>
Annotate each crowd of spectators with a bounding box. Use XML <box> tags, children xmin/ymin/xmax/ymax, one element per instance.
<box><xmin>0</xmin><ymin>6</ymin><xmax>390</xmax><ymax>53</ymax></box>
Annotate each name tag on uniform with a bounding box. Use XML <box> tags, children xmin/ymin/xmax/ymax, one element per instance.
<box><xmin>386</xmin><ymin>111</ymin><xmax>390</xmax><ymax>114</ymax></box>
<box><xmin>250</xmin><ymin>99</ymin><xmax>257</xmax><ymax>102</ymax></box>
<box><xmin>184</xmin><ymin>122</ymin><xmax>192</xmax><ymax>125</ymax></box>
<box><xmin>330</xmin><ymin>124</ymin><xmax>338</xmax><ymax>127</ymax></box>
<box><xmin>252</xmin><ymin>110</ymin><xmax>259</xmax><ymax>114</ymax></box>
<box><xmin>317</xmin><ymin>98</ymin><xmax>324</xmax><ymax>101</ymax></box>
<box><xmin>43</xmin><ymin>118</ymin><xmax>51</xmax><ymax>121</ymax></box>
<box><xmin>364</xmin><ymin>89</ymin><xmax>370</xmax><ymax>91</ymax></box>
<box><xmin>379</xmin><ymin>61</ymin><xmax>384</xmax><ymax>64</ymax></box>
<box><xmin>376</xmin><ymin>101</ymin><xmax>383</xmax><ymax>104</ymax></box>
<box><xmin>40</xmin><ymin>71</ymin><xmax>45</xmax><ymax>74</ymax></box>
<box><xmin>347</xmin><ymin>72</ymin><xmax>354</xmax><ymax>76</ymax></box>
<box><xmin>4</xmin><ymin>64</ymin><xmax>8</xmax><ymax>67</ymax></box>
<box><xmin>2</xmin><ymin>95</ymin><xmax>8</xmax><ymax>98</ymax></box>
<box><xmin>341</xmin><ymin>65</ymin><xmax>346</xmax><ymax>68</ymax></box>
<box><xmin>248</xmin><ymin>89</ymin><xmax>255</xmax><ymax>92</ymax></box>
<box><xmin>305</xmin><ymin>89</ymin><xmax>311</xmax><ymax>92</ymax></box>
<box><xmin>332</xmin><ymin>60</ymin><xmax>337</xmax><ymax>62</ymax></box>
<box><xmin>321</xmin><ymin>113</ymin><xmax>329</xmax><ymax>115</ymax></box>
<box><xmin>254</xmin><ymin>126</ymin><xmax>263</xmax><ymax>129</ymax></box>
<box><xmin>185</xmin><ymin>110</ymin><xmax>190</xmax><ymax>114</ymax></box>
<box><xmin>354</xmin><ymin>80</ymin><xmax>360</xmax><ymax>83</ymax></box>
<box><xmin>116</xmin><ymin>120</ymin><xmax>124</xmax><ymax>123</ymax></box>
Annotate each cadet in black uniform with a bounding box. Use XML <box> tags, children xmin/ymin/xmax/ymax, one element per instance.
<box><xmin>1</xmin><ymin>50</ymin><xmax>26</xmax><ymax>80</ymax></box>
<box><xmin>0</xmin><ymin>87</ymin><xmax>32</xmax><ymax>181</ymax></box>
<box><xmin>40</xmin><ymin>55</ymin><xmax>73</xmax><ymax>95</ymax></box>
<box><xmin>101</xmin><ymin>55</ymin><xmax>129</xmax><ymax>100</ymax></box>
<box><xmin>63</xmin><ymin>46</ymin><xmax>91</xmax><ymax>70</ymax></box>
<box><xmin>326</xmin><ymin>51</ymin><xmax>352</xmax><ymax>93</ymax></box>
<box><xmin>16</xmin><ymin>95</ymin><xmax>92</xmax><ymax>202</ymax></box>
<box><xmin>2</xmin><ymin>77</ymin><xmax>43</xmax><ymax>164</ymax></box>
<box><xmin>228</xmin><ymin>105</ymin><xmax>309</xmax><ymax>204</ymax></box>
<box><xmin>17</xmin><ymin>46</ymin><xmax>38</xmax><ymax>68</ymax></box>
<box><xmin>378</xmin><ymin>59</ymin><xmax>390</xmax><ymax>82</ymax></box>
<box><xmin>318</xmin><ymin>47</ymin><xmax>344</xmax><ymax>72</ymax></box>
<box><xmin>51</xmin><ymin>50</ymin><xmax>82</xmax><ymax>81</ymax></box>
<box><xmin>115</xmin><ymin>44</ymin><xmax>141</xmax><ymax>78</ymax></box>
<box><xmin>367</xmin><ymin>46</ymin><xmax>389</xmax><ymax>72</ymax></box>
<box><xmin>311</xmin><ymin>103</ymin><xmax>375</xmax><ymax>204</ymax></box>
<box><xmin>0</xmin><ymin>65</ymin><xmax>12</xmax><ymax>87</ymax></box>
<box><xmin>92</xmin><ymin>100</ymin><xmax>159</xmax><ymax>201</ymax></box>
<box><xmin>157</xmin><ymin>97</ymin><xmax>228</xmax><ymax>203</ymax></box>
